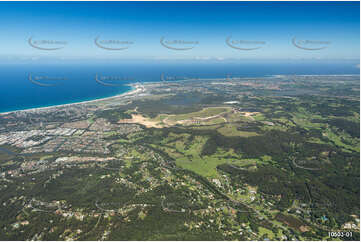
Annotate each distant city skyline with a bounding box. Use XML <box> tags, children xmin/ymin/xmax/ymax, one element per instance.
<box><xmin>0</xmin><ymin>1</ymin><xmax>359</xmax><ymax>61</ymax></box>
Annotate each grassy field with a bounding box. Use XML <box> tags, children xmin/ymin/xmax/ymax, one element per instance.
<box><xmin>175</xmin><ymin>155</ymin><xmax>227</xmax><ymax>178</ymax></box>
<box><xmin>258</xmin><ymin>227</ymin><xmax>275</xmax><ymax>239</ymax></box>
<box><xmin>323</xmin><ymin>128</ymin><xmax>360</xmax><ymax>152</ymax></box>
<box><xmin>165</xmin><ymin>107</ymin><xmax>230</xmax><ymax>122</ymax></box>
<box><xmin>217</xmin><ymin>124</ymin><xmax>259</xmax><ymax>137</ymax></box>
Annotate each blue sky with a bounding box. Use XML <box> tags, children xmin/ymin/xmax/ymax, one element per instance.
<box><xmin>0</xmin><ymin>1</ymin><xmax>359</xmax><ymax>61</ymax></box>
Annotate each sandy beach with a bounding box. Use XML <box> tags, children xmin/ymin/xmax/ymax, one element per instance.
<box><xmin>0</xmin><ymin>83</ymin><xmax>145</xmax><ymax>115</ymax></box>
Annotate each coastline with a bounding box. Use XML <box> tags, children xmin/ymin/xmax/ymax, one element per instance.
<box><xmin>0</xmin><ymin>83</ymin><xmax>145</xmax><ymax>115</ymax></box>
<box><xmin>0</xmin><ymin>73</ymin><xmax>358</xmax><ymax>115</ymax></box>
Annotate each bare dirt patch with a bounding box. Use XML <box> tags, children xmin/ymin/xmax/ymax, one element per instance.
<box><xmin>118</xmin><ymin>107</ymin><xmax>231</xmax><ymax>128</ymax></box>
<box><xmin>118</xmin><ymin>114</ymin><xmax>163</xmax><ymax>128</ymax></box>
<box><xmin>240</xmin><ymin>112</ymin><xmax>260</xmax><ymax>121</ymax></box>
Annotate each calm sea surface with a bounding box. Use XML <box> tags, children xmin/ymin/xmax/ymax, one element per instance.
<box><xmin>0</xmin><ymin>60</ymin><xmax>359</xmax><ymax>113</ymax></box>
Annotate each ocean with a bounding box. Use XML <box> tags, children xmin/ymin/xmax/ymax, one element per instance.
<box><xmin>0</xmin><ymin>60</ymin><xmax>359</xmax><ymax>113</ymax></box>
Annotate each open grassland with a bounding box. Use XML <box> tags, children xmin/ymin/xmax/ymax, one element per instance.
<box><xmin>165</xmin><ymin>107</ymin><xmax>231</xmax><ymax>122</ymax></box>
<box><xmin>175</xmin><ymin>155</ymin><xmax>227</xmax><ymax>178</ymax></box>
<box><xmin>217</xmin><ymin>124</ymin><xmax>259</xmax><ymax>137</ymax></box>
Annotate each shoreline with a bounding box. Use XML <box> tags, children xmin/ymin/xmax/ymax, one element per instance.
<box><xmin>0</xmin><ymin>83</ymin><xmax>145</xmax><ymax>115</ymax></box>
<box><xmin>0</xmin><ymin>73</ymin><xmax>358</xmax><ymax>115</ymax></box>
